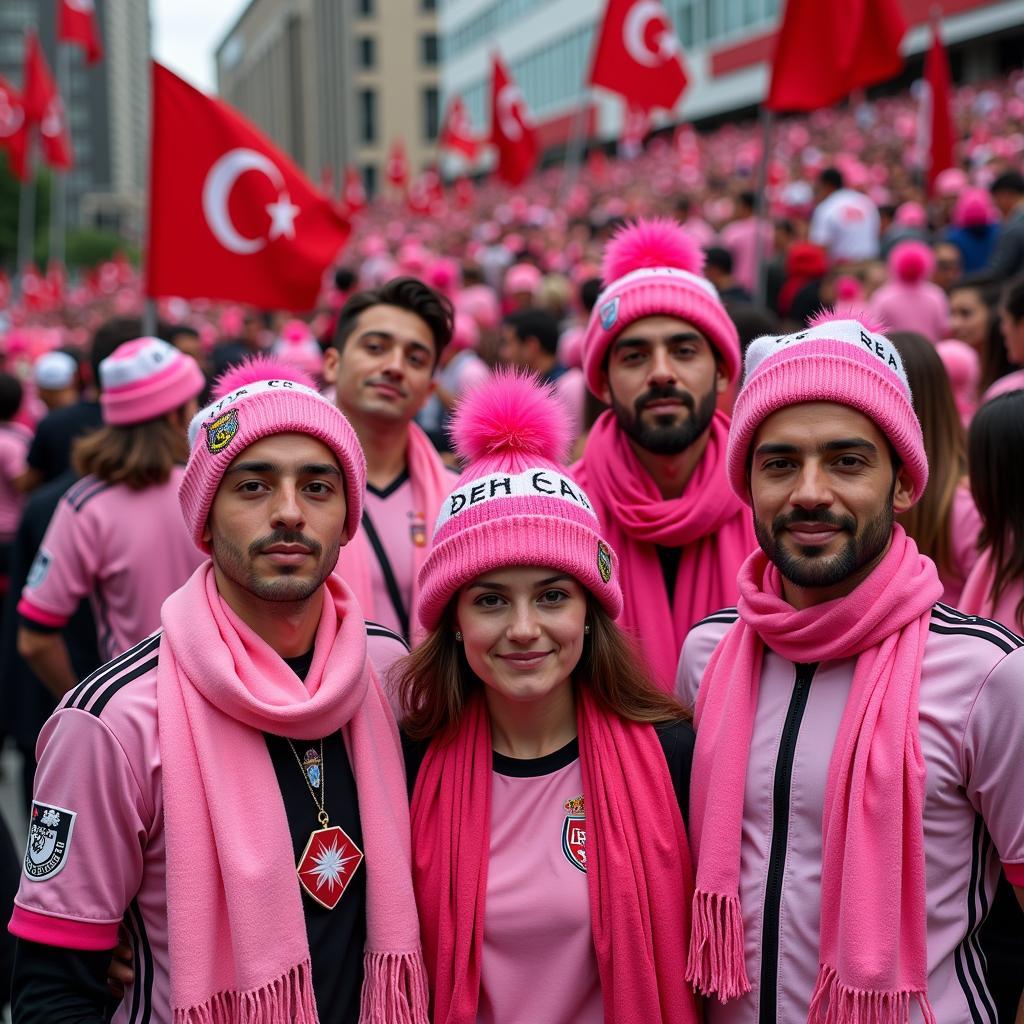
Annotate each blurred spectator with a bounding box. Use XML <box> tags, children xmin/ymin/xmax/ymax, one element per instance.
<box><xmin>880</xmin><ymin>201</ymin><xmax>929</xmax><ymax>258</ymax></box>
<box><xmin>987</xmin><ymin>170</ymin><xmax>1024</xmax><ymax>279</ymax></box>
<box><xmin>778</xmin><ymin>242</ymin><xmax>828</xmax><ymax>322</ymax></box>
<box><xmin>719</xmin><ymin>191</ymin><xmax>772</xmax><ymax>294</ymax></box>
<box><xmin>984</xmin><ymin>275</ymin><xmax>1024</xmax><ymax>401</ymax></box>
<box><xmin>809</xmin><ymin>166</ymin><xmax>880</xmax><ymax>263</ymax></box>
<box><xmin>949</xmin><ymin>280</ymin><xmax>1012</xmax><ymax>393</ymax></box>
<box><xmin>867</xmin><ymin>240</ymin><xmax>949</xmax><ymax>342</ymax></box>
<box><xmin>704</xmin><ymin>246</ymin><xmax>752</xmax><ymax>303</ymax></box>
<box><xmin>33</xmin><ymin>352</ymin><xmax>81</xmax><ymax>413</ymax></box>
<box><xmin>946</xmin><ymin>187</ymin><xmax>1000</xmax><ymax>273</ymax></box>
<box><xmin>936</xmin><ymin>339</ymin><xmax>981</xmax><ymax>427</ymax></box>
<box><xmin>932</xmin><ymin>241</ymin><xmax>964</xmax><ymax>292</ymax></box>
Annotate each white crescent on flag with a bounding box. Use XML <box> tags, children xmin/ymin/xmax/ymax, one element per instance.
<box><xmin>40</xmin><ymin>98</ymin><xmax>65</xmax><ymax>139</ymax></box>
<box><xmin>497</xmin><ymin>84</ymin><xmax>525</xmax><ymax>141</ymax></box>
<box><xmin>0</xmin><ymin>92</ymin><xmax>23</xmax><ymax>138</ymax></box>
<box><xmin>623</xmin><ymin>0</ymin><xmax>678</xmax><ymax>68</ymax></box>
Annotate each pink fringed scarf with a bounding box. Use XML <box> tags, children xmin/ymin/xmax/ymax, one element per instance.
<box><xmin>336</xmin><ymin>423</ymin><xmax>451</xmax><ymax>642</ymax></box>
<box><xmin>411</xmin><ymin>688</ymin><xmax>699</xmax><ymax>1024</ymax></box>
<box><xmin>687</xmin><ymin>528</ymin><xmax>943</xmax><ymax>1024</ymax></box>
<box><xmin>158</xmin><ymin>564</ymin><xmax>428</xmax><ymax>1024</ymax></box>
<box><xmin>574</xmin><ymin>409</ymin><xmax>756</xmax><ymax>689</ymax></box>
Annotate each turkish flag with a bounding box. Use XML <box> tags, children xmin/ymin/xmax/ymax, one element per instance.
<box><xmin>342</xmin><ymin>165</ymin><xmax>367</xmax><ymax>216</ymax></box>
<box><xmin>58</xmin><ymin>0</ymin><xmax>103</xmax><ymax>65</ymax></box>
<box><xmin>440</xmin><ymin>95</ymin><xmax>478</xmax><ymax>160</ymax></box>
<box><xmin>146</xmin><ymin>63</ymin><xmax>350</xmax><ymax>310</ymax></box>
<box><xmin>23</xmin><ymin>32</ymin><xmax>73</xmax><ymax>170</ymax></box>
<box><xmin>923</xmin><ymin>17</ymin><xmax>954</xmax><ymax>195</ymax></box>
<box><xmin>766</xmin><ymin>0</ymin><xmax>905</xmax><ymax>112</ymax></box>
<box><xmin>0</xmin><ymin>75</ymin><xmax>29</xmax><ymax>181</ymax></box>
<box><xmin>386</xmin><ymin>139</ymin><xmax>408</xmax><ymax>190</ymax></box>
<box><xmin>589</xmin><ymin>0</ymin><xmax>688</xmax><ymax>113</ymax></box>
<box><xmin>490</xmin><ymin>54</ymin><xmax>538</xmax><ymax>186</ymax></box>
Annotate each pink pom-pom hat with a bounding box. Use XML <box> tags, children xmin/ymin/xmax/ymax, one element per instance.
<box><xmin>726</xmin><ymin>310</ymin><xmax>928</xmax><ymax>502</ymax></box>
<box><xmin>581</xmin><ymin>217</ymin><xmax>740</xmax><ymax>398</ymax></box>
<box><xmin>416</xmin><ymin>369</ymin><xmax>622</xmax><ymax>631</ymax></box>
<box><xmin>888</xmin><ymin>240</ymin><xmax>935</xmax><ymax>284</ymax></box>
<box><xmin>99</xmin><ymin>337</ymin><xmax>205</xmax><ymax>426</ymax></box>
<box><xmin>179</xmin><ymin>355</ymin><xmax>366</xmax><ymax>553</ymax></box>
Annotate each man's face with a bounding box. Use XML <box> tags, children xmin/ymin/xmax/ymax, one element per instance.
<box><xmin>602</xmin><ymin>315</ymin><xmax>725</xmax><ymax>456</ymax></box>
<box><xmin>932</xmin><ymin>243</ymin><xmax>962</xmax><ymax>292</ymax></box>
<box><xmin>323</xmin><ymin>304</ymin><xmax>436</xmax><ymax>425</ymax></box>
<box><xmin>991</xmin><ymin>188</ymin><xmax>1019</xmax><ymax>219</ymax></box>
<box><xmin>205</xmin><ymin>433</ymin><xmax>348</xmax><ymax>604</ymax></box>
<box><xmin>498</xmin><ymin>325</ymin><xmax>531</xmax><ymax>369</ymax></box>
<box><xmin>748</xmin><ymin>403</ymin><xmax>914</xmax><ymax>600</ymax></box>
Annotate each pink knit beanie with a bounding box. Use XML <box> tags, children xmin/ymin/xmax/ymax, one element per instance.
<box><xmin>417</xmin><ymin>370</ymin><xmax>622</xmax><ymax>631</ymax></box>
<box><xmin>179</xmin><ymin>356</ymin><xmax>366</xmax><ymax>552</ymax></box>
<box><xmin>727</xmin><ymin>310</ymin><xmax>928</xmax><ymax>502</ymax></box>
<box><xmin>582</xmin><ymin>218</ymin><xmax>741</xmax><ymax>398</ymax></box>
<box><xmin>99</xmin><ymin>337</ymin><xmax>205</xmax><ymax>426</ymax></box>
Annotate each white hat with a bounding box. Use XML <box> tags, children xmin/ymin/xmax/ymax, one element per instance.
<box><xmin>34</xmin><ymin>351</ymin><xmax>78</xmax><ymax>391</ymax></box>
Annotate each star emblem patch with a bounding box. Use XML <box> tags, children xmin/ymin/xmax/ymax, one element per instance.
<box><xmin>296</xmin><ymin>825</ymin><xmax>363</xmax><ymax>910</ymax></box>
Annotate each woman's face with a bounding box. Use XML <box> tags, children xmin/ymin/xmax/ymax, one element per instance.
<box><xmin>949</xmin><ymin>288</ymin><xmax>990</xmax><ymax>350</ymax></box>
<box><xmin>455</xmin><ymin>565</ymin><xmax>588</xmax><ymax>709</ymax></box>
<box><xmin>1000</xmin><ymin>309</ymin><xmax>1024</xmax><ymax>366</ymax></box>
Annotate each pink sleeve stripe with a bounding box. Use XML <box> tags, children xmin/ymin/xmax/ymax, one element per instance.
<box><xmin>16</xmin><ymin>597</ymin><xmax>69</xmax><ymax>629</ymax></box>
<box><xmin>1003</xmin><ymin>861</ymin><xmax>1024</xmax><ymax>886</ymax></box>
<box><xmin>9</xmin><ymin>905</ymin><xmax>118</xmax><ymax>950</ymax></box>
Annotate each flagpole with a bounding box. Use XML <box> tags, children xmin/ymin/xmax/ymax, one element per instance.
<box><xmin>16</xmin><ymin>127</ymin><xmax>37</xmax><ymax>300</ymax></box>
<box><xmin>559</xmin><ymin>86</ymin><xmax>592</xmax><ymax>204</ymax></box>
<box><xmin>50</xmin><ymin>44</ymin><xmax>70</xmax><ymax>272</ymax></box>
<box><xmin>753</xmin><ymin>105</ymin><xmax>775</xmax><ymax>307</ymax></box>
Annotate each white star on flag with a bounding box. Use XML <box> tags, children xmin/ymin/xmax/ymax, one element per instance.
<box><xmin>266</xmin><ymin>193</ymin><xmax>300</xmax><ymax>239</ymax></box>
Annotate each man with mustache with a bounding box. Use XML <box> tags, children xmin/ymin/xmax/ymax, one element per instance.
<box><xmin>677</xmin><ymin>313</ymin><xmax>1024</xmax><ymax>1024</ymax></box>
<box><xmin>325</xmin><ymin>277</ymin><xmax>454</xmax><ymax>645</ymax></box>
<box><xmin>573</xmin><ymin>217</ymin><xmax>756</xmax><ymax>688</ymax></box>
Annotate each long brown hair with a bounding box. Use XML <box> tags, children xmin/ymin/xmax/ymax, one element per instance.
<box><xmin>72</xmin><ymin>409</ymin><xmax>190</xmax><ymax>490</ymax></box>
<box><xmin>889</xmin><ymin>331</ymin><xmax>966</xmax><ymax>576</ymax></box>
<box><xmin>398</xmin><ymin>597</ymin><xmax>687</xmax><ymax>741</ymax></box>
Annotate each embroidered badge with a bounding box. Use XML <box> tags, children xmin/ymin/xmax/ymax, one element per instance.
<box><xmin>26</xmin><ymin>549</ymin><xmax>51</xmax><ymax>589</ymax></box>
<box><xmin>599</xmin><ymin>296</ymin><xmax>620</xmax><ymax>331</ymax></box>
<box><xmin>301</xmin><ymin>747</ymin><xmax>322</xmax><ymax>789</ymax></box>
<box><xmin>296</xmin><ymin>825</ymin><xmax>364</xmax><ymax>910</ymax></box>
<box><xmin>597</xmin><ymin>541</ymin><xmax>612</xmax><ymax>584</ymax></box>
<box><xmin>562</xmin><ymin>795</ymin><xmax>587</xmax><ymax>872</ymax></box>
<box><xmin>409</xmin><ymin>511</ymin><xmax>428</xmax><ymax>548</ymax></box>
<box><xmin>24</xmin><ymin>802</ymin><xmax>76</xmax><ymax>881</ymax></box>
<box><xmin>205</xmin><ymin>409</ymin><xmax>239</xmax><ymax>453</ymax></box>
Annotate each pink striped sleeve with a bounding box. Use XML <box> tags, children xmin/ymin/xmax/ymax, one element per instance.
<box><xmin>8</xmin><ymin>905</ymin><xmax>118</xmax><ymax>950</ymax></box>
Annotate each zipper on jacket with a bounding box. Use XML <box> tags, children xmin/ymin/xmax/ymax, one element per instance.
<box><xmin>759</xmin><ymin>661</ymin><xmax>818</xmax><ymax>1024</ymax></box>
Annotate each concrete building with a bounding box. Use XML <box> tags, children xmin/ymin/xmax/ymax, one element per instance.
<box><xmin>442</xmin><ymin>0</ymin><xmax>1024</xmax><ymax>164</ymax></box>
<box><xmin>216</xmin><ymin>0</ymin><xmax>442</xmax><ymax>198</ymax></box>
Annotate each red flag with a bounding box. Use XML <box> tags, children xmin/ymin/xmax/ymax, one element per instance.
<box><xmin>454</xmin><ymin>176</ymin><xmax>475</xmax><ymax>210</ymax></box>
<box><xmin>490</xmin><ymin>54</ymin><xmax>538</xmax><ymax>187</ymax></box>
<box><xmin>58</xmin><ymin>0</ymin><xmax>103</xmax><ymax>64</ymax></box>
<box><xmin>342</xmin><ymin>165</ymin><xmax>367</xmax><ymax>216</ymax></box>
<box><xmin>0</xmin><ymin>271</ymin><xmax>10</xmax><ymax>310</ymax></box>
<box><xmin>766</xmin><ymin>0</ymin><xmax>905</xmax><ymax>112</ymax></box>
<box><xmin>386</xmin><ymin>139</ymin><xmax>408</xmax><ymax>191</ymax></box>
<box><xmin>440</xmin><ymin>95</ymin><xmax>478</xmax><ymax>160</ymax></box>
<box><xmin>146</xmin><ymin>63</ymin><xmax>350</xmax><ymax>309</ymax></box>
<box><xmin>23</xmin><ymin>32</ymin><xmax>73</xmax><ymax>170</ymax></box>
<box><xmin>589</xmin><ymin>0</ymin><xmax>688</xmax><ymax>113</ymax></box>
<box><xmin>0</xmin><ymin>75</ymin><xmax>29</xmax><ymax>181</ymax></box>
<box><xmin>923</xmin><ymin>17</ymin><xmax>954</xmax><ymax>195</ymax></box>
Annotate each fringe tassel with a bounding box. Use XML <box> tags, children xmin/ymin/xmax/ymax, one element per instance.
<box><xmin>359</xmin><ymin>949</ymin><xmax>431</xmax><ymax>1024</ymax></box>
<box><xmin>807</xmin><ymin>964</ymin><xmax>937</xmax><ymax>1024</ymax></box>
<box><xmin>684</xmin><ymin>889</ymin><xmax>751</xmax><ymax>1000</ymax></box>
<box><xmin>173</xmin><ymin>959</ymin><xmax>319</xmax><ymax>1024</ymax></box>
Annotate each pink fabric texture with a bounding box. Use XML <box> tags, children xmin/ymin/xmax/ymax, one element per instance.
<box><xmin>158</xmin><ymin>565</ymin><xmax>427</xmax><ymax>1024</ymax></box>
<box><xmin>687</xmin><ymin>529</ymin><xmax>943</xmax><ymax>1024</ymax></box>
<box><xmin>960</xmin><ymin>547</ymin><xmax>1024</xmax><ymax>634</ymax></box>
<box><xmin>866</xmin><ymin>281</ymin><xmax>949</xmax><ymax>343</ymax></box>
<box><xmin>8</xmin><ymin>906</ymin><xmax>119</xmax><ymax>951</ymax></box>
<box><xmin>982</xmin><ymin>368</ymin><xmax>1024</xmax><ymax>403</ymax></box>
<box><xmin>180</xmin><ymin>358</ymin><xmax>366</xmax><ymax>551</ymax></box>
<box><xmin>411</xmin><ymin>689</ymin><xmax>699</xmax><ymax>1024</ymax></box>
<box><xmin>574</xmin><ymin>409</ymin><xmax>755</xmax><ymax>688</ymax></box>
<box><xmin>727</xmin><ymin>315</ymin><xmax>929</xmax><ymax>501</ymax></box>
<box><xmin>99</xmin><ymin>337</ymin><xmax>205</xmax><ymax>426</ymax></box>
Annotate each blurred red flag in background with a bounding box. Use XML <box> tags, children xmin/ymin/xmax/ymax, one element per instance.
<box><xmin>440</xmin><ymin>95</ymin><xmax>479</xmax><ymax>160</ymax></box>
<box><xmin>924</xmin><ymin>17</ymin><xmax>955</xmax><ymax>195</ymax></box>
<box><xmin>0</xmin><ymin>75</ymin><xmax>29</xmax><ymax>180</ymax></box>
<box><xmin>490</xmin><ymin>54</ymin><xmax>538</xmax><ymax>186</ymax></box>
<box><xmin>23</xmin><ymin>32</ymin><xmax>73</xmax><ymax>170</ymax></box>
<box><xmin>386</xmin><ymin>139</ymin><xmax>409</xmax><ymax>191</ymax></box>
<box><xmin>58</xmin><ymin>0</ymin><xmax>103</xmax><ymax>64</ymax></box>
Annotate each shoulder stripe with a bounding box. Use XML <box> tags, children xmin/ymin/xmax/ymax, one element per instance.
<box><xmin>126</xmin><ymin>899</ymin><xmax>154</xmax><ymax>1024</ymax></box>
<box><xmin>365</xmin><ymin>620</ymin><xmax>410</xmax><ymax>651</ymax></box>
<box><xmin>63</xmin><ymin>475</ymin><xmax>98</xmax><ymax>506</ymax></box>
<box><xmin>67</xmin><ymin>632</ymin><xmax>162</xmax><ymax>710</ymax></box>
<box><xmin>693</xmin><ymin>607</ymin><xmax>740</xmax><ymax>628</ymax></box>
<box><xmin>87</xmin><ymin>655</ymin><xmax>159</xmax><ymax>718</ymax></box>
<box><xmin>933</xmin><ymin>604</ymin><xmax>1024</xmax><ymax>648</ymax></box>
<box><xmin>928</xmin><ymin>623</ymin><xmax>1016</xmax><ymax>656</ymax></box>
<box><xmin>65</xmin><ymin>478</ymin><xmax>110</xmax><ymax>512</ymax></box>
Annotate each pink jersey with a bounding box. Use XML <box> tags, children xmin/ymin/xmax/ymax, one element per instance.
<box><xmin>960</xmin><ymin>548</ymin><xmax>1024</xmax><ymax>635</ymax></box>
<box><xmin>938</xmin><ymin>484</ymin><xmax>983</xmax><ymax>607</ymax></box>
<box><xmin>361</xmin><ymin>474</ymin><xmax>418</xmax><ymax>639</ymax></box>
<box><xmin>18</xmin><ymin>468</ymin><xmax>203</xmax><ymax>661</ymax></box>
<box><xmin>9</xmin><ymin>621</ymin><xmax>408</xmax><ymax>1023</ymax></box>
<box><xmin>677</xmin><ymin>604</ymin><xmax>1024</xmax><ymax>1024</ymax></box>
<box><xmin>719</xmin><ymin>218</ymin><xmax>773</xmax><ymax>293</ymax></box>
<box><xmin>480</xmin><ymin>747</ymin><xmax>602</xmax><ymax>1024</ymax></box>
<box><xmin>0</xmin><ymin>422</ymin><xmax>31</xmax><ymax>539</ymax></box>
<box><xmin>866</xmin><ymin>280</ymin><xmax>950</xmax><ymax>342</ymax></box>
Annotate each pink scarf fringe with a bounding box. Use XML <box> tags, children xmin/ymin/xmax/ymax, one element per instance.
<box><xmin>173</xmin><ymin>961</ymin><xmax>318</xmax><ymax>1024</ymax></box>
<box><xmin>808</xmin><ymin>965</ymin><xmax>937</xmax><ymax>1024</ymax></box>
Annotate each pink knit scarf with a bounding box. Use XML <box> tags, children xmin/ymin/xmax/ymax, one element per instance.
<box><xmin>574</xmin><ymin>410</ymin><xmax>756</xmax><ymax>688</ymax></box>
<box><xmin>158</xmin><ymin>564</ymin><xmax>428</xmax><ymax>1024</ymax></box>
<box><xmin>687</xmin><ymin>528</ymin><xmax>943</xmax><ymax>1024</ymax></box>
<box><xmin>411</xmin><ymin>688</ymin><xmax>699</xmax><ymax>1024</ymax></box>
<box><xmin>337</xmin><ymin>423</ymin><xmax>451</xmax><ymax>641</ymax></box>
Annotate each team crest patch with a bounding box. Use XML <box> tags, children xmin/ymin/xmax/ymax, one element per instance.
<box><xmin>599</xmin><ymin>296</ymin><xmax>620</xmax><ymax>331</ymax></box>
<box><xmin>561</xmin><ymin>795</ymin><xmax>587</xmax><ymax>873</ymax></box>
<box><xmin>24</xmin><ymin>802</ymin><xmax>76</xmax><ymax>881</ymax></box>
<box><xmin>205</xmin><ymin>409</ymin><xmax>239</xmax><ymax>453</ymax></box>
<box><xmin>27</xmin><ymin>548</ymin><xmax>51</xmax><ymax>589</ymax></box>
<box><xmin>597</xmin><ymin>541</ymin><xmax>612</xmax><ymax>584</ymax></box>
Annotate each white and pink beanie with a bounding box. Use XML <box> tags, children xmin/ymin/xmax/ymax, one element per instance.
<box><xmin>98</xmin><ymin>337</ymin><xmax>205</xmax><ymax>426</ymax></box>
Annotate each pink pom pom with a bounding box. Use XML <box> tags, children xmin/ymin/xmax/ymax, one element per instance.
<box><xmin>212</xmin><ymin>355</ymin><xmax>317</xmax><ymax>400</ymax></box>
<box><xmin>888</xmin><ymin>240</ymin><xmax>934</xmax><ymax>284</ymax></box>
<box><xmin>601</xmin><ymin>217</ymin><xmax>704</xmax><ymax>285</ymax></box>
<box><xmin>809</xmin><ymin>307</ymin><xmax>891</xmax><ymax>336</ymax></box>
<box><xmin>450</xmin><ymin>368</ymin><xmax>570</xmax><ymax>467</ymax></box>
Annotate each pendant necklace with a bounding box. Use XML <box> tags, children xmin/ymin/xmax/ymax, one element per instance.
<box><xmin>286</xmin><ymin>737</ymin><xmax>364</xmax><ymax>910</ymax></box>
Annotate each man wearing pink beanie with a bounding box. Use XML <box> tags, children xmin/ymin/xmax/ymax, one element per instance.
<box><xmin>677</xmin><ymin>312</ymin><xmax>1024</xmax><ymax>1024</ymax></box>
<box><xmin>574</xmin><ymin>217</ymin><xmax>756</xmax><ymax>690</ymax></box>
<box><xmin>10</xmin><ymin>357</ymin><xmax>428</xmax><ymax>1023</ymax></box>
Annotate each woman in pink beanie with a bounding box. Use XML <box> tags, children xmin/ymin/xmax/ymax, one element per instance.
<box><xmin>866</xmin><ymin>240</ymin><xmax>949</xmax><ymax>342</ymax></box>
<box><xmin>397</xmin><ymin>370</ymin><xmax>700</xmax><ymax>1024</ymax></box>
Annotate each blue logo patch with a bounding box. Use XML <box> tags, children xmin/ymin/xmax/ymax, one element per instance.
<box><xmin>599</xmin><ymin>297</ymin><xmax>619</xmax><ymax>331</ymax></box>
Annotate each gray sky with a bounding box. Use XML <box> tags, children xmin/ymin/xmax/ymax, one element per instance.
<box><xmin>151</xmin><ymin>0</ymin><xmax>249</xmax><ymax>93</ymax></box>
